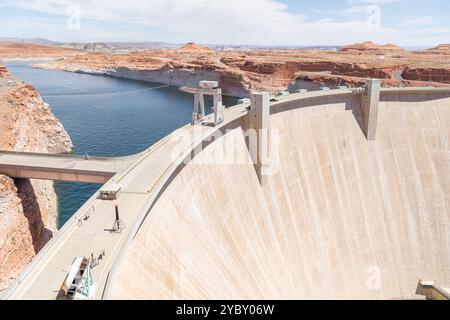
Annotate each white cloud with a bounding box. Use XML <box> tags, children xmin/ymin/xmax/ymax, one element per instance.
<box><xmin>401</xmin><ymin>16</ymin><xmax>436</xmax><ymax>26</ymax></box>
<box><xmin>0</xmin><ymin>0</ymin><xmax>448</xmax><ymax>46</ymax></box>
<box><xmin>0</xmin><ymin>0</ymin><xmax>393</xmax><ymax>44</ymax></box>
<box><xmin>0</xmin><ymin>0</ymin><xmax>297</xmax><ymax>43</ymax></box>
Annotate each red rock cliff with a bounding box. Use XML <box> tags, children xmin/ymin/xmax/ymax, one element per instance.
<box><xmin>0</xmin><ymin>65</ymin><xmax>73</xmax><ymax>292</ymax></box>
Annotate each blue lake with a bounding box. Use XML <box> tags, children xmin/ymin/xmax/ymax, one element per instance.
<box><xmin>5</xmin><ymin>62</ymin><xmax>238</xmax><ymax>226</ymax></box>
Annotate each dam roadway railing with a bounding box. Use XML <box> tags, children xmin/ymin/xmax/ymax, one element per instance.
<box><xmin>2</xmin><ymin>84</ymin><xmax>450</xmax><ymax>300</ymax></box>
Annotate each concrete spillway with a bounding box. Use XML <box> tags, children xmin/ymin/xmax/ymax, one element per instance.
<box><xmin>103</xmin><ymin>87</ymin><xmax>450</xmax><ymax>300</ymax></box>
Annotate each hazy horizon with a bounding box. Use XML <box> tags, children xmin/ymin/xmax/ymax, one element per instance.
<box><xmin>0</xmin><ymin>36</ymin><xmax>438</xmax><ymax>51</ymax></box>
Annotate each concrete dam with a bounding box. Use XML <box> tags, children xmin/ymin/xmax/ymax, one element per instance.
<box><xmin>2</xmin><ymin>81</ymin><xmax>450</xmax><ymax>300</ymax></box>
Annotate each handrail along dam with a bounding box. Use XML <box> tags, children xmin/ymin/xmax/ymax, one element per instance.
<box><xmin>1</xmin><ymin>81</ymin><xmax>450</xmax><ymax>299</ymax></box>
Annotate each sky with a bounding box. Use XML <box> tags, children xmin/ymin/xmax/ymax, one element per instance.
<box><xmin>0</xmin><ymin>0</ymin><xmax>449</xmax><ymax>46</ymax></box>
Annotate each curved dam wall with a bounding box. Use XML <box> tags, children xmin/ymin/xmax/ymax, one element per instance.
<box><xmin>109</xmin><ymin>90</ymin><xmax>450</xmax><ymax>299</ymax></box>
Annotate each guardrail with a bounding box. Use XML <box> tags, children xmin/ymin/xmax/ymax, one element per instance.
<box><xmin>380</xmin><ymin>87</ymin><xmax>450</xmax><ymax>93</ymax></box>
<box><xmin>0</xmin><ymin>150</ymin><xmax>135</xmax><ymax>162</ymax></box>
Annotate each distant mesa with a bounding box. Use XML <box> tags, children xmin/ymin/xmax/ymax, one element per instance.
<box><xmin>340</xmin><ymin>41</ymin><xmax>405</xmax><ymax>53</ymax></box>
<box><xmin>177</xmin><ymin>42</ymin><xmax>214</xmax><ymax>53</ymax></box>
<box><xmin>429</xmin><ymin>44</ymin><xmax>450</xmax><ymax>53</ymax></box>
<box><xmin>417</xmin><ymin>44</ymin><xmax>450</xmax><ymax>56</ymax></box>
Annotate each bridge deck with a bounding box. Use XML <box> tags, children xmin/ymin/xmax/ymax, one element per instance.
<box><xmin>0</xmin><ymin>152</ymin><xmax>134</xmax><ymax>183</ymax></box>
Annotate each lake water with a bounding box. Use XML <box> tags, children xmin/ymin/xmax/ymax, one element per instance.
<box><xmin>4</xmin><ymin>62</ymin><xmax>238</xmax><ymax>226</ymax></box>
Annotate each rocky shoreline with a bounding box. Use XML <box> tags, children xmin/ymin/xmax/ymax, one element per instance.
<box><xmin>0</xmin><ymin>64</ymin><xmax>73</xmax><ymax>292</ymax></box>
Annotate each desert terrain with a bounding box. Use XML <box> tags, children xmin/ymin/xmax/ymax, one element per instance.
<box><xmin>2</xmin><ymin>41</ymin><xmax>450</xmax><ymax>97</ymax></box>
<box><xmin>0</xmin><ymin>42</ymin><xmax>81</xmax><ymax>61</ymax></box>
<box><xmin>2</xmin><ymin>41</ymin><xmax>450</xmax><ymax>96</ymax></box>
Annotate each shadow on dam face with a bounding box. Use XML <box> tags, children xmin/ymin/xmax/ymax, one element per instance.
<box><xmin>108</xmin><ymin>91</ymin><xmax>450</xmax><ymax>300</ymax></box>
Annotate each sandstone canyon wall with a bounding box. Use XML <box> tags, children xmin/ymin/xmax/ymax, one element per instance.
<box><xmin>0</xmin><ymin>64</ymin><xmax>73</xmax><ymax>292</ymax></box>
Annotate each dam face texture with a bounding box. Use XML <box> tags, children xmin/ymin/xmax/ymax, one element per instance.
<box><xmin>3</xmin><ymin>81</ymin><xmax>450</xmax><ymax>300</ymax></box>
<box><xmin>109</xmin><ymin>83</ymin><xmax>450</xmax><ymax>300</ymax></box>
